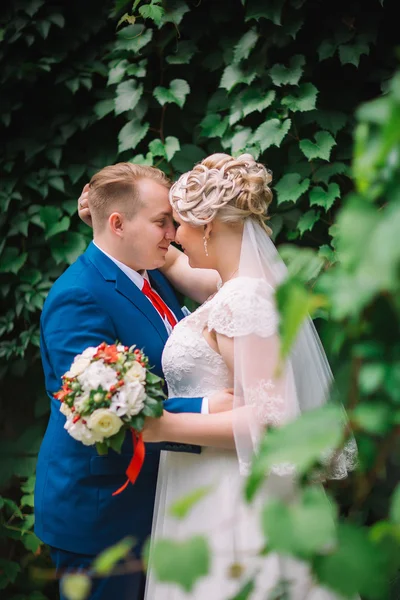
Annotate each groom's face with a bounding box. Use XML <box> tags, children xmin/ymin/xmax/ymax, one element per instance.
<box><xmin>122</xmin><ymin>178</ymin><xmax>176</xmax><ymax>271</ymax></box>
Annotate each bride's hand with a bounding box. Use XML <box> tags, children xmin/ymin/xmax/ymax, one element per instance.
<box><xmin>208</xmin><ymin>388</ymin><xmax>234</xmax><ymax>413</ymax></box>
<box><xmin>78</xmin><ymin>184</ymin><xmax>92</xmax><ymax>227</ymax></box>
<box><xmin>142</xmin><ymin>411</ymin><xmax>172</xmax><ymax>443</ymax></box>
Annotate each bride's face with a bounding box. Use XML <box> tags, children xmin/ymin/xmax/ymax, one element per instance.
<box><xmin>173</xmin><ymin>211</ymin><xmax>212</xmax><ymax>269</ymax></box>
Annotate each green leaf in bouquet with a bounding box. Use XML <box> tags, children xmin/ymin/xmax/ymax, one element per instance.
<box><xmin>146</xmin><ymin>536</ymin><xmax>210</xmax><ymax>592</ymax></box>
<box><xmin>96</xmin><ymin>442</ymin><xmax>108</xmax><ymax>456</ymax></box>
<box><xmin>146</xmin><ymin>371</ymin><xmax>163</xmax><ymax>385</ymax></box>
<box><xmin>108</xmin><ymin>427</ymin><xmax>126</xmax><ymax>454</ymax></box>
<box><xmin>130</xmin><ymin>414</ymin><xmax>145</xmax><ymax>432</ymax></box>
<box><xmin>227</xmin><ymin>579</ymin><xmax>255</xmax><ymax>599</ymax></box>
<box><xmin>169</xmin><ymin>485</ymin><xmax>213</xmax><ymax>519</ymax></box>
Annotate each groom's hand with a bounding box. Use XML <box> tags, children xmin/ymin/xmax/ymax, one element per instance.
<box><xmin>208</xmin><ymin>388</ymin><xmax>234</xmax><ymax>413</ymax></box>
<box><xmin>78</xmin><ymin>183</ymin><xmax>92</xmax><ymax>227</ymax></box>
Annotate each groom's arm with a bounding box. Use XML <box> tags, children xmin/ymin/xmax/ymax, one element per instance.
<box><xmin>159</xmin><ymin>245</ymin><xmax>220</xmax><ymax>304</ymax></box>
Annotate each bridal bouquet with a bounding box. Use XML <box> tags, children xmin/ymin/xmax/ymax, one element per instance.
<box><xmin>54</xmin><ymin>342</ymin><xmax>165</xmax><ymax>491</ymax></box>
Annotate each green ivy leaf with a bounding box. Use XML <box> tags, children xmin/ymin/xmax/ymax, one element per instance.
<box><xmin>229</xmin><ymin>127</ymin><xmax>253</xmax><ymax>154</ymax></box>
<box><xmin>199</xmin><ymin>114</ymin><xmax>229</xmax><ymax>138</ymax></box>
<box><xmin>0</xmin><ymin>559</ymin><xmax>21</xmax><ymax>589</ymax></box>
<box><xmin>245</xmin><ymin>0</ymin><xmax>283</xmax><ymax>25</ymax></box>
<box><xmin>162</xmin><ymin>1</ymin><xmax>190</xmax><ymax>26</ymax></box>
<box><xmin>312</xmin><ymin>110</ymin><xmax>348</xmax><ymax>135</ymax></box>
<box><xmin>0</xmin><ymin>248</ymin><xmax>28</xmax><ymax>275</ymax></box>
<box><xmin>318</xmin><ymin>39</ymin><xmax>337</xmax><ymax>61</ymax></box>
<box><xmin>61</xmin><ymin>573</ymin><xmax>92</xmax><ymax>600</ymax></box>
<box><xmin>275</xmin><ymin>173</ymin><xmax>310</xmax><ymax>204</ymax></box>
<box><xmin>118</xmin><ymin>120</ymin><xmax>149</xmax><ymax>153</ymax></box>
<box><xmin>94</xmin><ymin>99</ymin><xmax>115</xmax><ymax>119</ymax></box>
<box><xmin>108</xmin><ymin>59</ymin><xmax>129</xmax><ymax>85</ymax></box>
<box><xmin>313</xmin><ymin>162</ymin><xmax>349</xmax><ymax>185</ymax></box>
<box><xmin>68</xmin><ymin>164</ymin><xmax>86</xmax><ymax>184</ymax></box>
<box><xmin>171</xmin><ymin>144</ymin><xmax>207</xmax><ymax>173</ymax></box>
<box><xmin>297</xmin><ymin>209</ymin><xmax>319</xmax><ymax>236</ymax></box>
<box><xmin>149</xmin><ymin>136</ymin><xmax>180</xmax><ymax>161</ymax></box>
<box><xmin>93</xmin><ymin>536</ymin><xmax>135</xmax><ymax>575</ymax></box>
<box><xmin>169</xmin><ymin>486</ymin><xmax>213</xmax><ymax>519</ymax></box>
<box><xmin>115</xmin><ymin>25</ymin><xmax>153</xmax><ymax>53</ymax></box>
<box><xmin>314</xmin><ymin>524</ymin><xmax>389</xmax><ymax>599</ymax></box>
<box><xmin>166</xmin><ymin>41</ymin><xmax>196</xmax><ymax>65</ymax></box>
<box><xmin>252</xmin><ymin>118</ymin><xmax>291</xmax><ymax>152</ymax></box>
<box><xmin>262</xmin><ymin>486</ymin><xmax>337</xmax><ymax>558</ymax></box>
<box><xmin>139</xmin><ymin>3</ymin><xmax>165</xmax><ymax>27</ymax></box>
<box><xmin>309</xmin><ymin>183</ymin><xmax>341</xmax><ymax>211</ymax></box>
<box><xmin>352</xmin><ymin>403</ymin><xmax>391</xmax><ymax>435</ymax></box>
<box><xmin>45</xmin><ymin>216</ymin><xmax>71</xmax><ymax>239</ymax></box>
<box><xmin>50</xmin><ymin>232</ymin><xmax>88</xmax><ymax>265</ymax></box>
<box><xmin>246</xmin><ymin>404</ymin><xmax>344</xmax><ymax>501</ymax></box>
<box><xmin>281</xmin><ymin>83</ymin><xmax>318</xmax><ymax>112</ymax></box>
<box><xmin>230</xmin><ymin>90</ymin><xmax>275</xmax><ymax>126</ymax></box>
<box><xmin>233</xmin><ymin>29</ymin><xmax>258</xmax><ymax>63</ymax></box>
<box><xmin>339</xmin><ymin>40</ymin><xmax>370</xmax><ymax>67</ymax></box>
<box><xmin>154</xmin><ymin>79</ymin><xmax>190</xmax><ymax>108</ymax></box>
<box><xmin>299</xmin><ymin>131</ymin><xmax>336</xmax><ymax>161</ymax></box>
<box><xmin>390</xmin><ymin>484</ymin><xmax>400</xmax><ymax>524</ymax></box>
<box><xmin>115</xmin><ymin>80</ymin><xmax>144</xmax><ymax>115</ymax></box>
<box><xmin>147</xmin><ymin>536</ymin><xmax>210</xmax><ymax>592</ymax></box>
<box><xmin>220</xmin><ymin>65</ymin><xmax>257</xmax><ymax>93</ymax></box>
<box><xmin>270</xmin><ymin>55</ymin><xmax>305</xmax><ymax>87</ymax></box>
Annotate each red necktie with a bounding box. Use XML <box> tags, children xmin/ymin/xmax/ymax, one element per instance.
<box><xmin>142</xmin><ymin>279</ymin><xmax>177</xmax><ymax>329</ymax></box>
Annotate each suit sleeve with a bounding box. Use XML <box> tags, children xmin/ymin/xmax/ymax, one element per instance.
<box><xmin>42</xmin><ymin>286</ymin><xmax>116</xmax><ymax>383</ymax></box>
<box><xmin>164</xmin><ymin>397</ymin><xmax>203</xmax><ymax>414</ymax></box>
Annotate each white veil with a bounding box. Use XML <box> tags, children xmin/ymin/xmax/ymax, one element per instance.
<box><xmin>233</xmin><ymin>218</ymin><xmax>357</xmax><ymax>478</ymax></box>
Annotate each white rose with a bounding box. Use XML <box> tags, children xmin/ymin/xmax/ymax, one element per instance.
<box><xmin>78</xmin><ymin>361</ymin><xmax>118</xmax><ymax>394</ymax></box>
<box><xmin>65</xmin><ymin>356</ymin><xmax>92</xmax><ymax>378</ymax></box>
<box><xmin>64</xmin><ymin>416</ymin><xmax>103</xmax><ymax>446</ymax></box>
<box><xmin>81</xmin><ymin>346</ymin><xmax>98</xmax><ymax>359</ymax></box>
<box><xmin>124</xmin><ymin>362</ymin><xmax>146</xmax><ymax>384</ymax></box>
<box><xmin>110</xmin><ymin>381</ymin><xmax>146</xmax><ymax>418</ymax></box>
<box><xmin>87</xmin><ymin>409</ymin><xmax>123</xmax><ymax>438</ymax></box>
<box><xmin>60</xmin><ymin>402</ymin><xmax>72</xmax><ymax>417</ymax></box>
<box><xmin>117</xmin><ymin>344</ymin><xmax>126</xmax><ymax>352</ymax></box>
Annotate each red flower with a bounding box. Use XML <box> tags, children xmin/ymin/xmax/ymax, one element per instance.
<box><xmin>94</xmin><ymin>343</ymin><xmax>120</xmax><ymax>364</ymax></box>
<box><xmin>54</xmin><ymin>383</ymin><xmax>72</xmax><ymax>402</ymax></box>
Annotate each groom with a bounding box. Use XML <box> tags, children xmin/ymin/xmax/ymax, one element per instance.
<box><xmin>35</xmin><ymin>163</ymin><xmax>231</xmax><ymax>600</ymax></box>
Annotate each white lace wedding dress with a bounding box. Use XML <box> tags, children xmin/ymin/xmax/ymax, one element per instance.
<box><xmin>145</xmin><ymin>277</ymin><xmax>342</xmax><ymax>600</ymax></box>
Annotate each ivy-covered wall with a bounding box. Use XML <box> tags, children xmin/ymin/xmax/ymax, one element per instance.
<box><xmin>0</xmin><ymin>0</ymin><xmax>399</xmax><ymax>597</ymax></box>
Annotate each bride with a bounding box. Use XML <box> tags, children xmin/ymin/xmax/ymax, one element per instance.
<box><xmin>142</xmin><ymin>153</ymin><xmax>355</xmax><ymax>599</ymax></box>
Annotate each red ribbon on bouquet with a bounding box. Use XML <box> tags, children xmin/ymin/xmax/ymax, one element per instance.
<box><xmin>112</xmin><ymin>429</ymin><xmax>145</xmax><ymax>496</ymax></box>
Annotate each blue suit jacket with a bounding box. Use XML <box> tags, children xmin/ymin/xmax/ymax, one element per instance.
<box><xmin>34</xmin><ymin>242</ymin><xmax>202</xmax><ymax>555</ymax></box>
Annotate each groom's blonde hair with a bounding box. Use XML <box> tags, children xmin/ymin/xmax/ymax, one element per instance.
<box><xmin>88</xmin><ymin>162</ymin><xmax>171</xmax><ymax>231</ymax></box>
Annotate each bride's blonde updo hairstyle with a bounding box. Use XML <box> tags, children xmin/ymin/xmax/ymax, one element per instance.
<box><xmin>170</xmin><ymin>153</ymin><xmax>273</xmax><ymax>235</ymax></box>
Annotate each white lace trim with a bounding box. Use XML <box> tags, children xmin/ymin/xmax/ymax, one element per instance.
<box><xmin>208</xmin><ymin>277</ymin><xmax>279</xmax><ymax>338</ymax></box>
<box><xmin>246</xmin><ymin>379</ymin><xmax>288</xmax><ymax>427</ymax></box>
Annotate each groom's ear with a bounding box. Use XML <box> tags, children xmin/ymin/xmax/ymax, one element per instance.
<box><xmin>109</xmin><ymin>212</ymin><xmax>124</xmax><ymax>237</ymax></box>
<box><xmin>204</xmin><ymin>223</ymin><xmax>212</xmax><ymax>240</ymax></box>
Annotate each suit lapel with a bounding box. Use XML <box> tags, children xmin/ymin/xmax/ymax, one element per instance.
<box><xmin>85</xmin><ymin>242</ymin><xmax>169</xmax><ymax>344</ymax></box>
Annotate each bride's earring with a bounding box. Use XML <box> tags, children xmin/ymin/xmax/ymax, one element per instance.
<box><xmin>203</xmin><ymin>236</ymin><xmax>209</xmax><ymax>257</ymax></box>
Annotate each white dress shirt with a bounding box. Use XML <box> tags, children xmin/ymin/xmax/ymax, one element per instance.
<box><xmin>93</xmin><ymin>242</ymin><xmax>209</xmax><ymax>413</ymax></box>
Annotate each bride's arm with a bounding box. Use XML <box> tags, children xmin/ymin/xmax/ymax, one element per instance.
<box><xmin>143</xmin><ymin>333</ymin><xmax>238</xmax><ymax>449</ymax></box>
<box><xmin>159</xmin><ymin>245</ymin><xmax>220</xmax><ymax>304</ymax></box>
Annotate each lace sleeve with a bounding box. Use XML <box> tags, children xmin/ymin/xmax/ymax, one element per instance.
<box><xmin>207</xmin><ymin>277</ymin><xmax>279</xmax><ymax>338</ymax></box>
